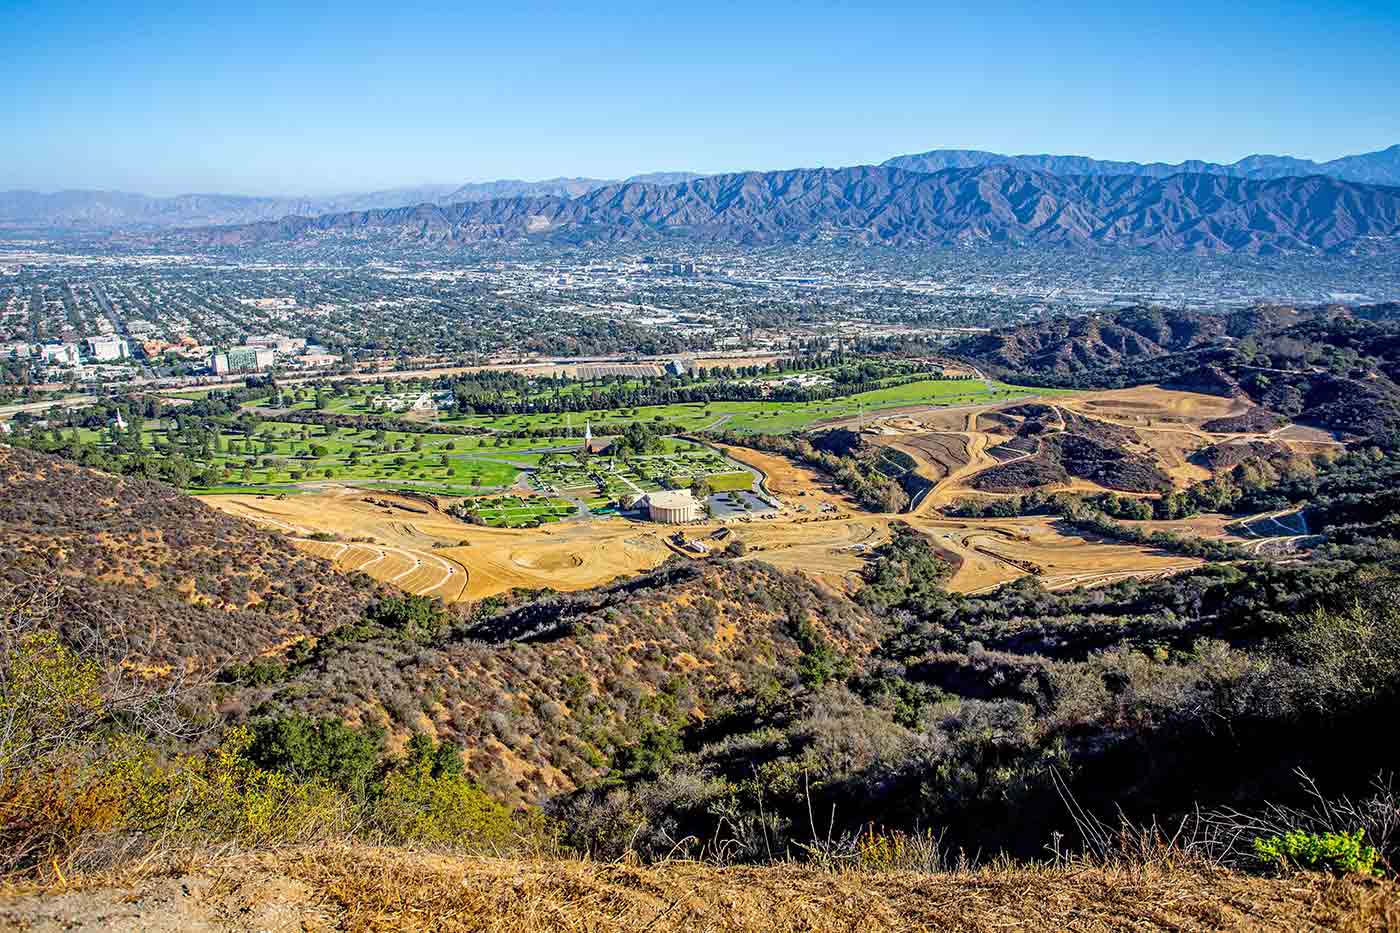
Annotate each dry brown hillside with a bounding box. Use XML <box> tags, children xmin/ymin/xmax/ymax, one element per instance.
<box><xmin>0</xmin><ymin>445</ymin><xmax>389</xmax><ymax>673</ymax></box>
<box><xmin>222</xmin><ymin>557</ymin><xmax>885</xmax><ymax>805</ymax></box>
<box><xmin>2</xmin><ymin>845</ymin><xmax>1397</xmax><ymax>932</ymax></box>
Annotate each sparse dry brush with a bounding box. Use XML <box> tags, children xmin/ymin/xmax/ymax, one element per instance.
<box><xmin>0</xmin><ymin>445</ymin><xmax>389</xmax><ymax>674</ymax></box>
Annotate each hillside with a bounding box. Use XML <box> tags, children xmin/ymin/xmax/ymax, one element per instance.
<box><xmin>171</xmin><ymin>165</ymin><xmax>1400</xmax><ymax>255</ymax></box>
<box><xmin>883</xmin><ymin>143</ymin><xmax>1400</xmax><ymax>186</ymax></box>
<box><xmin>967</xmin><ymin>404</ymin><xmax>1172</xmax><ymax>494</ymax></box>
<box><xmin>214</xmin><ymin>556</ymin><xmax>884</xmax><ymax>805</ymax></box>
<box><xmin>0</xmin><ymin>444</ymin><xmax>387</xmax><ymax>671</ymax></box>
<box><xmin>1</xmin><ymin>445</ymin><xmax>886</xmax><ymax>804</ymax></box>
<box><xmin>945</xmin><ymin>305</ymin><xmax>1302</xmax><ymax>377</ymax></box>
<box><xmin>948</xmin><ymin>304</ymin><xmax>1400</xmax><ymax>445</ymax></box>
<box><xmin>6</xmin><ymin>439</ymin><xmax>1400</xmax><ymax>918</ymax></box>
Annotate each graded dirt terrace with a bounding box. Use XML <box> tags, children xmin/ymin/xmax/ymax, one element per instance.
<box><xmin>1061</xmin><ymin>385</ymin><xmax>1248</xmax><ymax>424</ymax></box>
<box><xmin>205</xmin><ymin>487</ymin><xmax>1229</xmax><ymax>601</ymax></box>
<box><xmin>204</xmin><ymin>489</ymin><xmax>674</xmax><ymax>602</ymax></box>
<box><xmin>907</xmin><ymin>516</ymin><xmax>1206</xmax><ymax>593</ymax></box>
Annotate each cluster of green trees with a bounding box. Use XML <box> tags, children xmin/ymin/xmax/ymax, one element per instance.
<box><xmin>706</xmin><ymin>428</ymin><xmax>911</xmax><ymax>513</ymax></box>
<box><xmin>437</xmin><ymin>356</ymin><xmax>940</xmax><ymax>417</ymax></box>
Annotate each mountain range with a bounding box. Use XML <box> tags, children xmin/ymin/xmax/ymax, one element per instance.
<box><xmin>178</xmin><ymin>164</ymin><xmax>1400</xmax><ymax>255</ymax></box>
<box><xmin>882</xmin><ymin>144</ymin><xmax>1400</xmax><ymax>187</ymax></box>
<box><xmin>0</xmin><ymin>173</ymin><xmax>708</xmax><ymax>230</ymax></box>
<box><xmin>5</xmin><ymin>144</ymin><xmax>1397</xmax><ymax>235</ymax></box>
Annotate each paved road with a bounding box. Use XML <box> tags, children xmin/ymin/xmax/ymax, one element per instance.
<box><xmin>0</xmin><ymin>395</ymin><xmax>99</xmax><ymax>418</ymax></box>
<box><xmin>1</xmin><ymin>392</ymin><xmax>193</xmax><ymax>420</ymax></box>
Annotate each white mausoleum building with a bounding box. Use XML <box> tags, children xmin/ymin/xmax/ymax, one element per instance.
<box><xmin>644</xmin><ymin>490</ymin><xmax>701</xmax><ymax>524</ymax></box>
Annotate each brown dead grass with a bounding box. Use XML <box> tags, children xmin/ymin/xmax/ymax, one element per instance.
<box><xmin>2</xmin><ymin>845</ymin><xmax>1396</xmax><ymax>932</ymax></box>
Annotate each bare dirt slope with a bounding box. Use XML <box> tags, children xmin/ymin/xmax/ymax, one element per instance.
<box><xmin>206</xmin><ymin>490</ymin><xmax>676</xmax><ymax>603</ymax></box>
<box><xmin>905</xmin><ymin>516</ymin><xmax>1205</xmax><ymax>593</ymax></box>
<box><xmin>2</xmin><ymin>846</ymin><xmax>1395</xmax><ymax>932</ymax></box>
<box><xmin>712</xmin><ymin>443</ymin><xmax>859</xmax><ymax>513</ymax></box>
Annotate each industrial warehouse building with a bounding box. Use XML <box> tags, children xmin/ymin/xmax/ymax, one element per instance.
<box><xmin>643</xmin><ymin>490</ymin><xmax>702</xmax><ymax>524</ymax></box>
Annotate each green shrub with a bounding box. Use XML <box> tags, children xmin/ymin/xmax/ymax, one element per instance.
<box><xmin>366</xmin><ymin>594</ymin><xmax>449</xmax><ymax>642</ymax></box>
<box><xmin>369</xmin><ymin>736</ymin><xmax>516</xmax><ymax>846</ymax></box>
<box><xmin>1252</xmin><ymin>829</ymin><xmax>1381</xmax><ymax>876</ymax></box>
<box><xmin>247</xmin><ymin>716</ymin><xmax>385</xmax><ymax>798</ymax></box>
<box><xmin>123</xmin><ymin>726</ymin><xmax>351</xmax><ymax>847</ymax></box>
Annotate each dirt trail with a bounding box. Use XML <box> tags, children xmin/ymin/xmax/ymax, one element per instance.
<box><xmin>904</xmin><ymin>515</ymin><xmax>1207</xmax><ymax>593</ymax></box>
<box><xmin>914</xmin><ymin>425</ymin><xmax>1006</xmax><ymax>514</ymax></box>
<box><xmin>3</xmin><ymin>844</ymin><xmax>1393</xmax><ymax>932</ymax></box>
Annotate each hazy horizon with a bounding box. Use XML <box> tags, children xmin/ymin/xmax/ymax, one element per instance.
<box><xmin>6</xmin><ymin>142</ymin><xmax>1400</xmax><ymax>200</ymax></box>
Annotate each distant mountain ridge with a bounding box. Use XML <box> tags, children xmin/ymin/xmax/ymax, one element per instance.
<box><xmin>8</xmin><ymin>143</ymin><xmax>1398</xmax><ymax>232</ymax></box>
<box><xmin>882</xmin><ymin>145</ymin><xmax>1400</xmax><ymax>187</ymax></box>
<box><xmin>0</xmin><ymin>172</ymin><xmax>708</xmax><ymax>230</ymax></box>
<box><xmin>178</xmin><ymin>164</ymin><xmax>1400</xmax><ymax>255</ymax></box>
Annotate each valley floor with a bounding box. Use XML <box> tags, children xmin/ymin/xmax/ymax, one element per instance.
<box><xmin>2</xmin><ymin>846</ymin><xmax>1396</xmax><ymax>932</ymax></box>
<box><xmin>199</xmin><ymin>384</ymin><xmax>1322</xmax><ymax>602</ymax></box>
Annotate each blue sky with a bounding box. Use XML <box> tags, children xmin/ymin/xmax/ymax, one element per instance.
<box><xmin>3</xmin><ymin>0</ymin><xmax>1398</xmax><ymax>195</ymax></box>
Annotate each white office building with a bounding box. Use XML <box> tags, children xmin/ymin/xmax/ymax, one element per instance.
<box><xmin>85</xmin><ymin>336</ymin><xmax>130</xmax><ymax>361</ymax></box>
<box><xmin>41</xmin><ymin>343</ymin><xmax>81</xmax><ymax>367</ymax></box>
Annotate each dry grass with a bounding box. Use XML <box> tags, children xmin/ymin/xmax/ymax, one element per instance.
<box><xmin>3</xmin><ymin>845</ymin><xmax>1398</xmax><ymax>932</ymax></box>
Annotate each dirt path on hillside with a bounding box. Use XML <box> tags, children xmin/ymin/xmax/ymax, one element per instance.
<box><xmin>3</xmin><ymin>844</ymin><xmax>1393</xmax><ymax>932</ymax></box>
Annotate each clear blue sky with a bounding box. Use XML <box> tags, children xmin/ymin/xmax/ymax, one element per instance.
<box><xmin>3</xmin><ymin>0</ymin><xmax>1398</xmax><ymax>195</ymax></box>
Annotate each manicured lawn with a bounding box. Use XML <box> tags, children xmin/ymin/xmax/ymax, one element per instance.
<box><xmin>458</xmin><ymin>495</ymin><xmax>578</xmax><ymax>527</ymax></box>
<box><xmin>82</xmin><ymin>420</ymin><xmax>522</xmax><ymax>495</ymax></box>
<box><xmin>79</xmin><ymin>377</ymin><xmax>1072</xmax><ymax>502</ymax></box>
<box><xmin>705</xmin><ymin>472</ymin><xmax>755</xmax><ymax>492</ymax></box>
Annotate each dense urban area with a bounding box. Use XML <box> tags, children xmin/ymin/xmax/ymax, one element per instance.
<box><xmin>4</xmin><ymin>240</ymin><xmax>1397</xmax><ymax>398</ymax></box>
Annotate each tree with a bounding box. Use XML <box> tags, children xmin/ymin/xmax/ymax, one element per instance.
<box><xmin>366</xmin><ymin>594</ymin><xmax>447</xmax><ymax>642</ymax></box>
<box><xmin>246</xmin><ymin>716</ymin><xmax>383</xmax><ymax>798</ymax></box>
<box><xmin>370</xmin><ymin>734</ymin><xmax>513</xmax><ymax>845</ymax></box>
